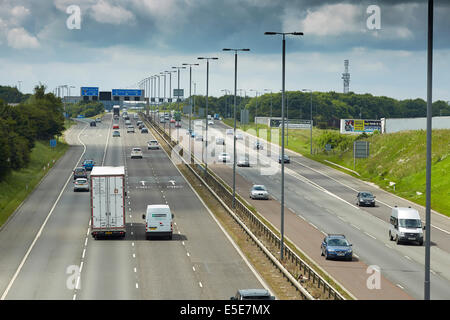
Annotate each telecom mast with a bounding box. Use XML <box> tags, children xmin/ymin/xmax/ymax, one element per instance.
<box><xmin>342</xmin><ymin>60</ymin><xmax>350</xmax><ymax>94</ymax></box>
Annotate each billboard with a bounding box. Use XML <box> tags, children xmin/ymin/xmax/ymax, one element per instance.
<box><xmin>81</xmin><ymin>87</ymin><xmax>99</xmax><ymax>96</ymax></box>
<box><xmin>112</xmin><ymin>89</ymin><xmax>143</xmax><ymax>97</ymax></box>
<box><xmin>340</xmin><ymin>119</ymin><xmax>381</xmax><ymax>134</ymax></box>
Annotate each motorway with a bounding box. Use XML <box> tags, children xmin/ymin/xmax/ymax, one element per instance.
<box><xmin>0</xmin><ymin>113</ymin><xmax>268</xmax><ymax>300</ymax></box>
<box><xmin>155</xmin><ymin>112</ymin><xmax>450</xmax><ymax>300</ymax></box>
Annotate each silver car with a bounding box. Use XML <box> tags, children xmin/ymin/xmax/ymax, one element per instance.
<box><xmin>74</xmin><ymin>178</ymin><xmax>89</xmax><ymax>192</ymax></box>
<box><xmin>237</xmin><ymin>156</ymin><xmax>250</xmax><ymax>167</ymax></box>
<box><xmin>250</xmin><ymin>185</ymin><xmax>269</xmax><ymax>200</ymax></box>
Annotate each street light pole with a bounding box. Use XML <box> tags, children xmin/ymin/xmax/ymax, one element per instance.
<box><xmin>250</xmin><ymin>90</ymin><xmax>260</xmax><ymax>138</ymax></box>
<box><xmin>223</xmin><ymin>48</ymin><xmax>250</xmax><ymax>208</ymax></box>
<box><xmin>182</xmin><ymin>63</ymin><xmax>199</xmax><ymax>140</ymax></box>
<box><xmin>265</xmin><ymin>31</ymin><xmax>303</xmax><ymax>261</ymax></box>
<box><xmin>424</xmin><ymin>0</ymin><xmax>433</xmax><ymax>301</ymax></box>
<box><xmin>197</xmin><ymin>58</ymin><xmax>218</xmax><ymax>173</ymax></box>
<box><xmin>302</xmin><ymin>89</ymin><xmax>313</xmax><ymax>155</ymax></box>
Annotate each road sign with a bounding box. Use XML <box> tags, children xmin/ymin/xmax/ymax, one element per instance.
<box><xmin>112</xmin><ymin>89</ymin><xmax>143</xmax><ymax>97</ymax></box>
<box><xmin>50</xmin><ymin>139</ymin><xmax>57</xmax><ymax>148</ymax></box>
<box><xmin>173</xmin><ymin>89</ymin><xmax>184</xmax><ymax>97</ymax></box>
<box><xmin>81</xmin><ymin>87</ymin><xmax>99</xmax><ymax>96</ymax></box>
<box><xmin>354</xmin><ymin>141</ymin><xmax>370</xmax><ymax>158</ymax></box>
<box><xmin>240</xmin><ymin>109</ymin><xmax>249</xmax><ymax>125</ymax></box>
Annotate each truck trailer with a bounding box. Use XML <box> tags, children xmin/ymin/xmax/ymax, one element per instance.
<box><xmin>90</xmin><ymin>166</ymin><xmax>126</xmax><ymax>239</ymax></box>
<box><xmin>113</xmin><ymin>105</ymin><xmax>120</xmax><ymax>117</ymax></box>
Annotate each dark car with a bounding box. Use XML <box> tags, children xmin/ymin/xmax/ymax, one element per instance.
<box><xmin>356</xmin><ymin>191</ymin><xmax>376</xmax><ymax>207</ymax></box>
<box><xmin>141</xmin><ymin>127</ymin><xmax>148</xmax><ymax>134</ymax></box>
<box><xmin>230</xmin><ymin>289</ymin><xmax>275</xmax><ymax>300</ymax></box>
<box><xmin>278</xmin><ymin>154</ymin><xmax>290</xmax><ymax>163</ymax></box>
<box><xmin>73</xmin><ymin>167</ymin><xmax>87</xmax><ymax>180</ymax></box>
<box><xmin>321</xmin><ymin>234</ymin><xmax>353</xmax><ymax>261</ymax></box>
<box><xmin>82</xmin><ymin>159</ymin><xmax>95</xmax><ymax>171</ymax></box>
<box><xmin>90</xmin><ymin>121</ymin><xmax>96</xmax><ymax>127</ymax></box>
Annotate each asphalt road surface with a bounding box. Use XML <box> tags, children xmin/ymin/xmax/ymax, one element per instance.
<box><xmin>156</xmin><ymin>114</ymin><xmax>450</xmax><ymax>300</ymax></box>
<box><xmin>0</xmin><ymin>114</ymin><xmax>268</xmax><ymax>300</ymax></box>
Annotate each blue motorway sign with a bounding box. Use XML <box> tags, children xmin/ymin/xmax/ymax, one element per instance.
<box><xmin>50</xmin><ymin>139</ymin><xmax>57</xmax><ymax>148</ymax></box>
<box><xmin>112</xmin><ymin>89</ymin><xmax>143</xmax><ymax>97</ymax></box>
<box><xmin>81</xmin><ymin>87</ymin><xmax>99</xmax><ymax>96</ymax></box>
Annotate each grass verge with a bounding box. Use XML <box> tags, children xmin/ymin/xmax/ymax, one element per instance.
<box><xmin>222</xmin><ymin>119</ymin><xmax>450</xmax><ymax>217</ymax></box>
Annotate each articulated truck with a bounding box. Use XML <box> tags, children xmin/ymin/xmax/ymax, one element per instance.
<box><xmin>90</xmin><ymin>166</ymin><xmax>126</xmax><ymax>239</ymax></box>
<box><xmin>113</xmin><ymin>105</ymin><xmax>120</xmax><ymax>118</ymax></box>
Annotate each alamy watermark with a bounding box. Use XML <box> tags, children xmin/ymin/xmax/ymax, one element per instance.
<box><xmin>366</xmin><ymin>265</ymin><xmax>381</xmax><ymax>290</ymax></box>
<box><xmin>66</xmin><ymin>264</ymin><xmax>81</xmax><ymax>290</ymax></box>
<box><xmin>366</xmin><ymin>5</ymin><xmax>381</xmax><ymax>30</ymax></box>
<box><xmin>66</xmin><ymin>5</ymin><xmax>81</xmax><ymax>30</ymax></box>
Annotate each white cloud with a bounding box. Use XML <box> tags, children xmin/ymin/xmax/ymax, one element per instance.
<box><xmin>7</xmin><ymin>27</ymin><xmax>40</xmax><ymax>49</ymax></box>
<box><xmin>288</xmin><ymin>4</ymin><xmax>362</xmax><ymax>36</ymax></box>
<box><xmin>90</xmin><ymin>0</ymin><xmax>135</xmax><ymax>25</ymax></box>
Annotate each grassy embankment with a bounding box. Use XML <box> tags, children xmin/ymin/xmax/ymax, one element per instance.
<box><xmin>0</xmin><ymin>119</ymin><xmax>75</xmax><ymax>227</ymax></box>
<box><xmin>222</xmin><ymin>119</ymin><xmax>450</xmax><ymax>217</ymax></box>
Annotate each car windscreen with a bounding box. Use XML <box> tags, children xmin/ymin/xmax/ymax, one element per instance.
<box><xmin>253</xmin><ymin>186</ymin><xmax>265</xmax><ymax>191</ymax></box>
<box><xmin>361</xmin><ymin>192</ymin><xmax>373</xmax><ymax>198</ymax></box>
<box><xmin>241</xmin><ymin>295</ymin><xmax>271</xmax><ymax>300</ymax></box>
<box><xmin>399</xmin><ymin>219</ymin><xmax>422</xmax><ymax>228</ymax></box>
<box><xmin>76</xmin><ymin>179</ymin><xmax>87</xmax><ymax>183</ymax></box>
<box><xmin>75</xmin><ymin>168</ymin><xmax>85</xmax><ymax>172</ymax></box>
<box><xmin>328</xmin><ymin>238</ymin><xmax>349</xmax><ymax>246</ymax></box>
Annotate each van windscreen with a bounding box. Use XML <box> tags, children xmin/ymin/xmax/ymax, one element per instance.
<box><xmin>399</xmin><ymin>219</ymin><xmax>422</xmax><ymax>228</ymax></box>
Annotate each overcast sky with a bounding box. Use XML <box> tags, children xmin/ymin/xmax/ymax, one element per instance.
<box><xmin>0</xmin><ymin>0</ymin><xmax>449</xmax><ymax>101</ymax></box>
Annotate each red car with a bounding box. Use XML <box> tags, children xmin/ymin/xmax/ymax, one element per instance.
<box><xmin>170</xmin><ymin>119</ymin><xmax>176</xmax><ymax>123</ymax></box>
<box><xmin>113</xmin><ymin>124</ymin><xmax>119</xmax><ymax>129</ymax></box>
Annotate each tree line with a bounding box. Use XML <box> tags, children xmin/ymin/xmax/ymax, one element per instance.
<box><xmin>167</xmin><ymin>91</ymin><xmax>450</xmax><ymax>128</ymax></box>
<box><xmin>0</xmin><ymin>85</ymin><xmax>65</xmax><ymax>179</ymax></box>
<box><xmin>64</xmin><ymin>101</ymin><xmax>104</xmax><ymax>118</ymax></box>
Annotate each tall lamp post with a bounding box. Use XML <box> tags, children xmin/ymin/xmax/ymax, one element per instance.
<box><xmin>223</xmin><ymin>48</ymin><xmax>250</xmax><ymax>208</ymax></box>
<box><xmin>424</xmin><ymin>0</ymin><xmax>433</xmax><ymax>301</ymax></box>
<box><xmin>182</xmin><ymin>63</ymin><xmax>199</xmax><ymax>140</ymax></box>
<box><xmin>197</xmin><ymin>57</ymin><xmax>218</xmax><ymax>173</ymax></box>
<box><xmin>221</xmin><ymin>89</ymin><xmax>231</xmax><ymax>118</ymax></box>
<box><xmin>249</xmin><ymin>89</ymin><xmax>260</xmax><ymax>138</ymax></box>
<box><xmin>302</xmin><ymin>89</ymin><xmax>313</xmax><ymax>155</ymax></box>
<box><xmin>172</xmin><ymin>66</ymin><xmax>186</xmax><ymax>141</ymax></box>
<box><xmin>265</xmin><ymin>31</ymin><xmax>303</xmax><ymax>261</ymax></box>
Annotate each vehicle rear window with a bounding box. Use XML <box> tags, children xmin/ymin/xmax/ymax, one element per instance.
<box><xmin>151</xmin><ymin>213</ymin><xmax>167</xmax><ymax>219</ymax></box>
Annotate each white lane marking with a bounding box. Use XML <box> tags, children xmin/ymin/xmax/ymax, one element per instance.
<box><xmin>136</xmin><ymin>283</ymin><xmax>139</xmax><ymax>289</ymax></box>
<box><xmin>353</xmin><ymin>254</ymin><xmax>359</xmax><ymax>258</ymax></box>
<box><xmin>134</xmin><ymin>268</ymin><xmax>137</xmax><ymax>273</ymax></box>
<box><xmin>309</xmin><ymin>222</ymin><xmax>318</xmax><ymax>230</ymax></box>
<box><xmin>192</xmin><ymin>266</ymin><xmax>196</xmax><ymax>272</ymax></box>
<box><xmin>76</xmin><ymin>276</ymin><xmax>81</xmax><ymax>290</ymax></box>
<box><xmin>1</xmin><ymin>123</ymin><xmax>91</xmax><ymax>300</ymax></box>
<box><xmin>337</xmin><ymin>216</ymin><xmax>346</xmax><ymax>222</ymax></box>
<box><xmin>82</xmin><ymin>249</ymin><xmax>86</xmax><ymax>259</ymax></box>
<box><xmin>396</xmin><ymin>284</ymin><xmax>405</xmax><ymax>290</ymax></box>
<box><xmin>404</xmin><ymin>255</ymin><xmax>412</xmax><ymax>261</ymax></box>
<box><xmin>199</xmin><ymin>282</ymin><xmax>203</xmax><ymax>288</ymax></box>
<box><xmin>187</xmin><ymin>252</ymin><xmax>190</xmax><ymax>257</ymax></box>
<box><xmin>364</xmin><ymin>232</ymin><xmax>377</xmax><ymax>240</ymax></box>
<box><xmin>385</xmin><ymin>244</ymin><xmax>392</xmax><ymax>249</ymax></box>
<box><xmin>79</xmin><ymin>261</ymin><xmax>84</xmax><ymax>273</ymax></box>
<box><xmin>431</xmin><ymin>269</ymin><xmax>436</xmax><ymax>275</ymax></box>
<box><xmin>351</xmin><ymin>224</ymin><xmax>361</xmax><ymax>230</ymax></box>
<box><xmin>84</xmin><ymin>238</ymin><xmax>88</xmax><ymax>246</ymax></box>
<box><xmin>133</xmin><ymin>254</ymin><xmax>136</xmax><ymax>258</ymax></box>
<box><xmin>73</xmin><ymin>294</ymin><xmax>76</xmax><ymax>300</ymax></box>
<box><xmin>132</xmin><ymin>242</ymin><xmax>135</xmax><ymax>247</ymax></box>
<box><xmin>182</xmin><ymin>241</ymin><xmax>185</xmax><ymax>246</ymax></box>
<box><xmin>86</xmin><ymin>228</ymin><xmax>89</xmax><ymax>236</ymax></box>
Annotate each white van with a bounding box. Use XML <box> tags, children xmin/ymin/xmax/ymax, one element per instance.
<box><xmin>389</xmin><ymin>206</ymin><xmax>424</xmax><ymax>245</ymax></box>
<box><xmin>142</xmin><ymin>205</ymin><xmax>174</xmax><ymax>240</ymax></box>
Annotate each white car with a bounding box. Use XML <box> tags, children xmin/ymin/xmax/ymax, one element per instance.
<box><xmin>208</xmin><ymin>120</ymin><xmax>214</xmax><ymax>125</ymax></box>
<box><xmin>250</xmin><ymin>185</ymin><xmax>269</xmax><ymax>200</ymax></box>
<box><xmin>147</xmin><ymin>140</ymin><xmax>160</xmax><ymax>150</ymax></box>
<box><xmin>236</xmin><ymin>133</ymin><xmax>244</xmax><ymax>140</ymax></box>
<box><xmin>74</xmin><ymin>178</ymin><xmax>89</xmax><ymax>192</ymax></box>
<box><xmin>226</xmin><ymin>129</ymin><xmax>233</xmax><ymax>135</ymax></box>
<box><xmin>218</xmin><ymin>152</ymin><xmax>230</xmax><ymax>163</ymax></box>
<box><xmin>127</xmin><ymin>126</ymin><xmax>135</xmax><ymax>133</ymax></box>
<box><xmin>195</xmin><ymin>134</ymin><xmax>203</xmax><ymax>141</ymax></box>
<box><xmin>131</xmin><ymin>147</ymin><xmax>143</xmax><ymax>159</ymax></box>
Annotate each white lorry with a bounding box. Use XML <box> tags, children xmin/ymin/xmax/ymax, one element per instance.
<box><xmin>90</xmin><ymin>166</ymin><xmax>126</xmax><ymax>239</ymax></box>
